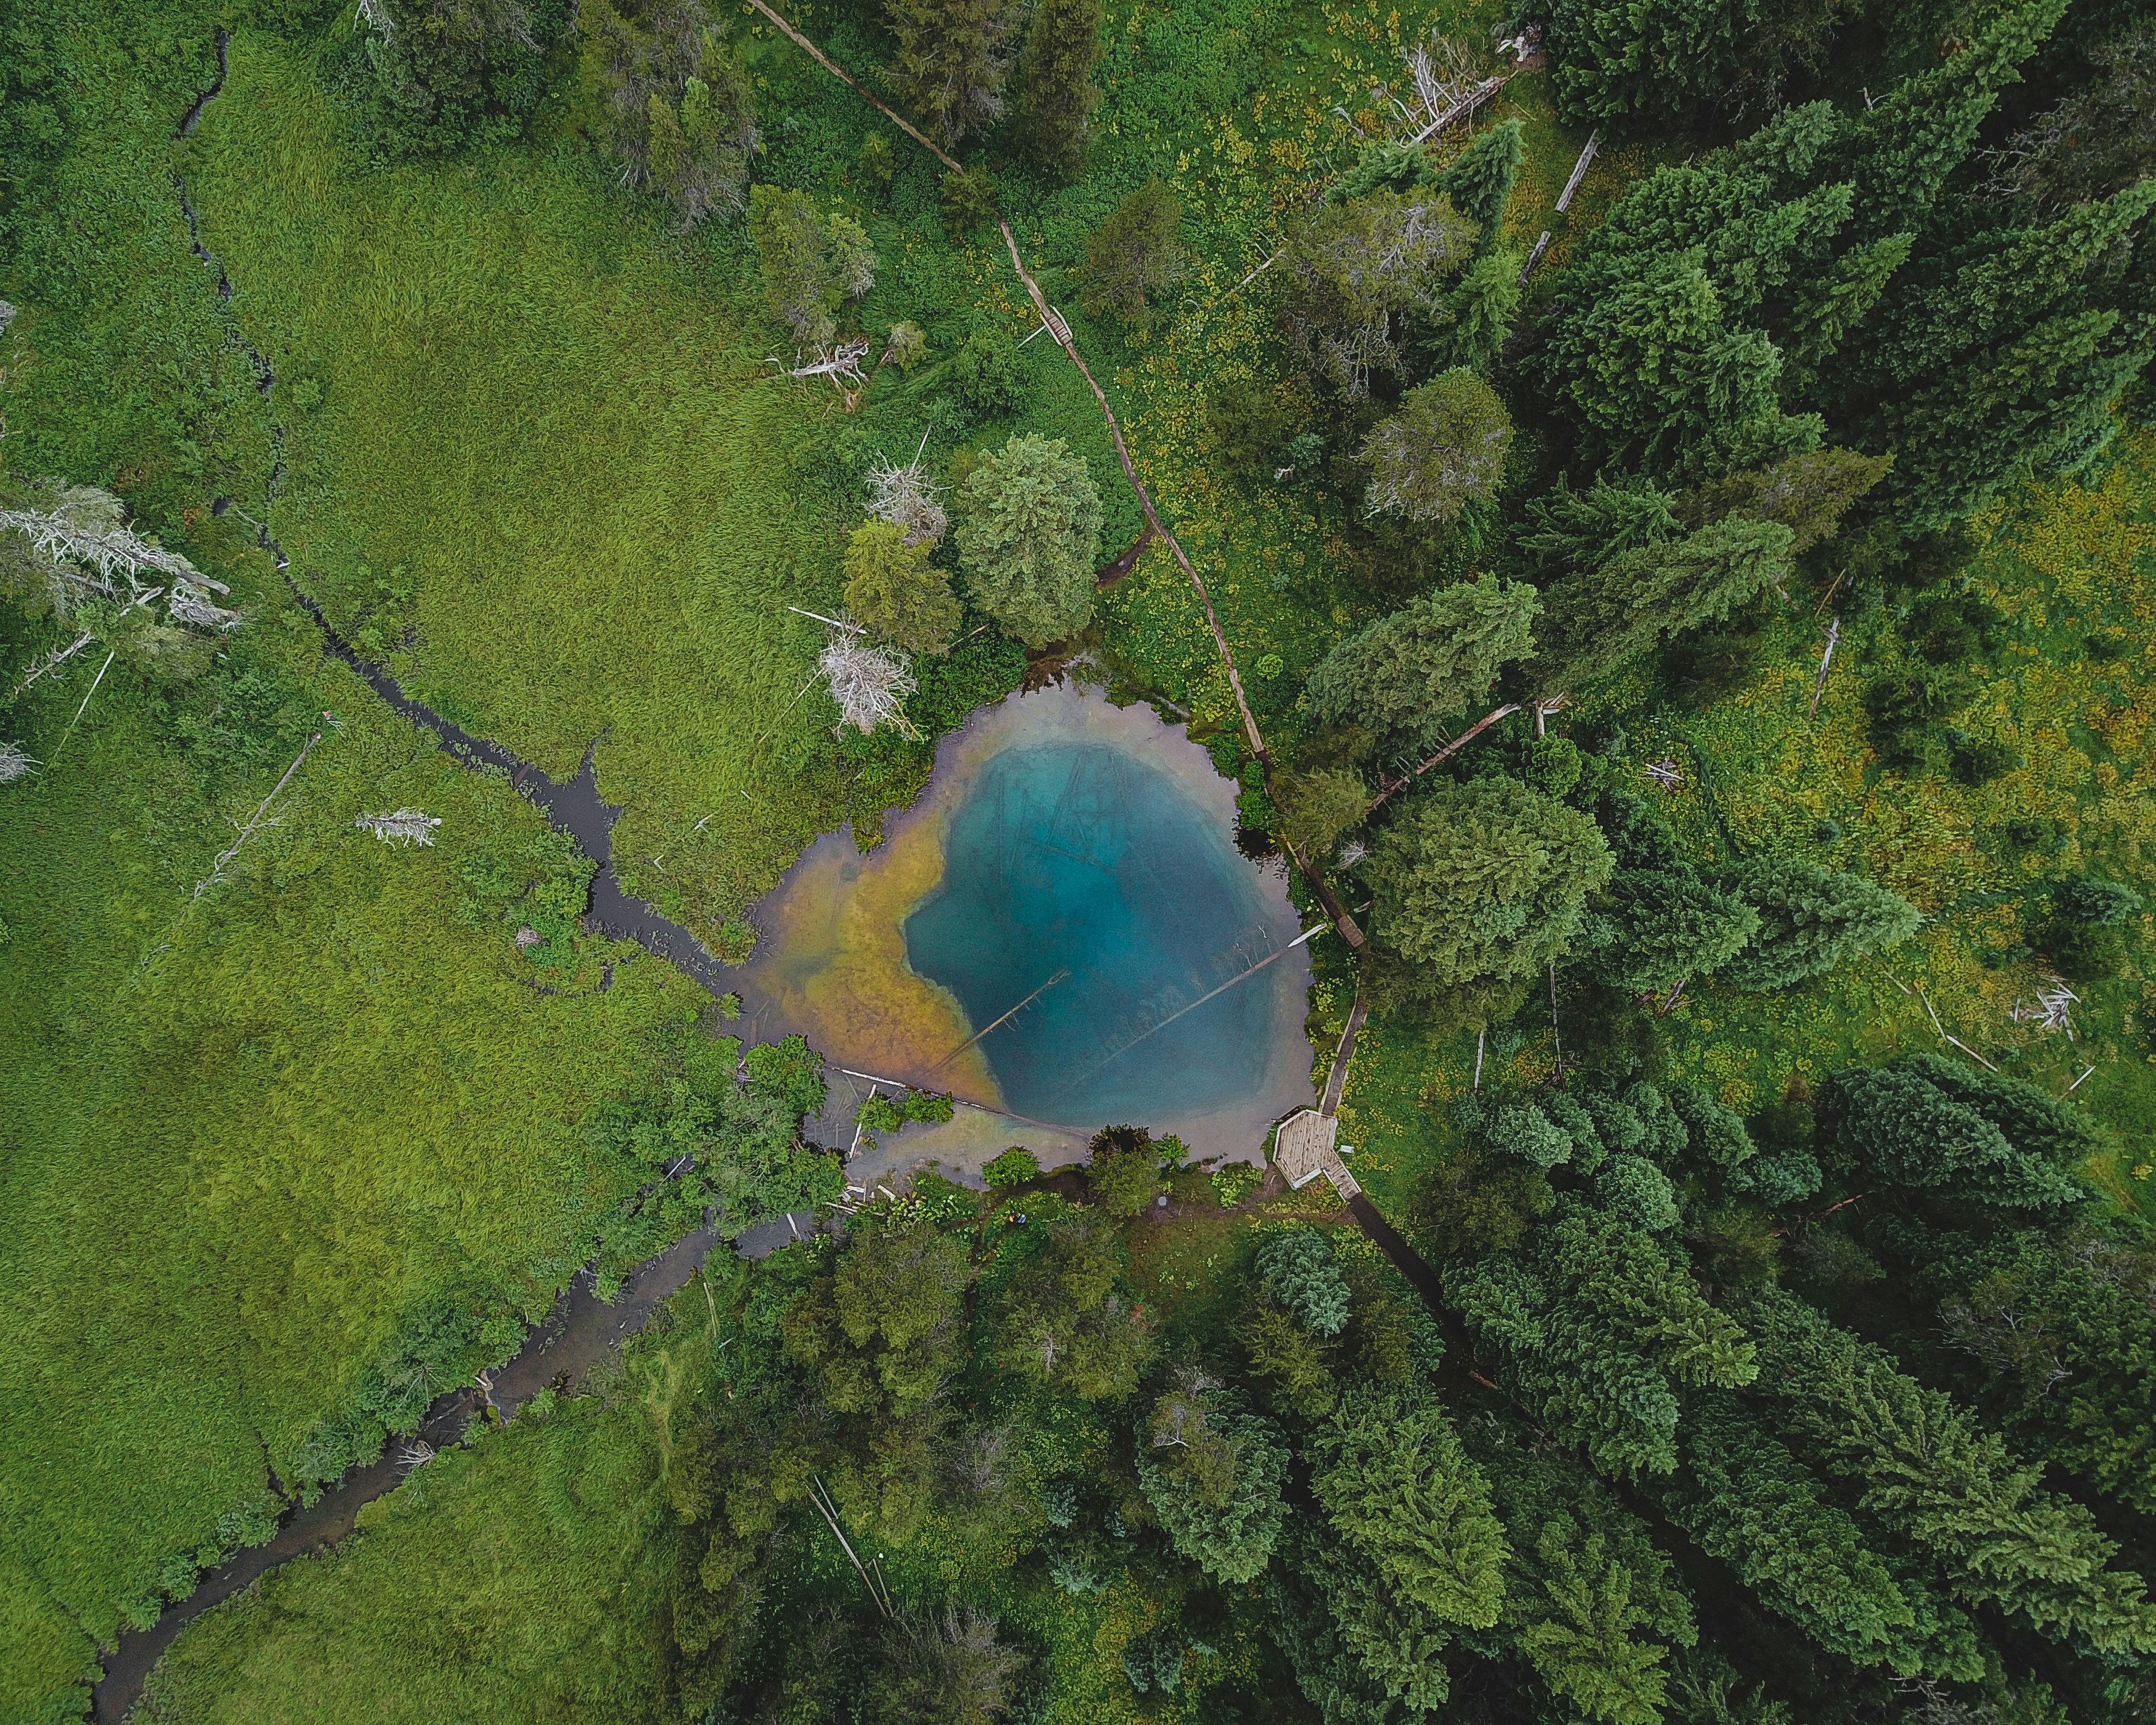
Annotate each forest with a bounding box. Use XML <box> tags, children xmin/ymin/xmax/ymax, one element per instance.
<box><xmin>0</xmin><ymin>0</ymin><xmax>2151</xmax><ymax>1718</ymax></box>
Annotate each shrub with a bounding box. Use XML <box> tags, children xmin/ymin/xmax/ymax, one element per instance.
<box><xmin>983</xmin><ymin>1146</ymin><xmax>1041</xmax><ymax>1188</ymax></box>
<box><xmin>950</xmin><ymin>328</ymin><xmax>1025</xmax><ymax>417</ymax></box>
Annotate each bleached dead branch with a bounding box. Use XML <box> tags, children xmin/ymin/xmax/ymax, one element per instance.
<box><xmin>7</xmin><ymin>628</ymin><xmax>95</xmax><ymax>699</ymax></box>
<box><xmin>776</xmin><ymin>336</ymin><xmax>873</xmax><ymax>392</ymax></box>
<box><xmin>353</xmin><ymin>808</ymin><xmax>442</xmax><ymax>846</ymax></box>
<box><xmin>2013</xmin><ymin>975</ymin><xmax>2078</xmax><ymax>1036</ymax></box>
<box><xmin>397</xmin><ymin>1439</ymin><xmax>435</xmax><ymax>1471</ymax></box>
<box><xmin>355</xmin><ymin>0</ymin><xmax>393</xmax><ymax>34</ymax></box>
<box><xmin>820</xmin><ymin>632</ymin><xmax>918</xmax><ymax>737</ymax></box>
<box><xmin>0</xmin><ymin>741</ymin><xmax>34</xmax><ymax>784</ymax></box>
<box><xmin>0</xmin><ymin>487</ymin><xmax>240</xmax><ymax>636</ymax></box>
<box><xmin>866</xmin><ymin>438</ymin><xmax>949</xmax><ymax>546</ymax></box>
<box><xmin>193</xmin><ymin>728</ymin><xmax>324</xmax><ymax>901</ymax></box>
<box><xmin>1643</xmin><ymin>758</ymin><xmax>1683</xmax><ymax>791</ymax></box>
<box><xmin>168</xmin><ymin>579</ymin><xmax>243</xmax><ymax>631</ymax></box>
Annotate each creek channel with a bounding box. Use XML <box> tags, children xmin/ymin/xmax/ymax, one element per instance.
<box><xmin>91</xmin><ymin>44</ymin><xmax>825</xmax><ymax>1723</ymax></box>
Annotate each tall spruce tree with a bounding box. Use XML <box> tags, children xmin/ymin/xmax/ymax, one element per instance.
<box><xmin>1366</xmin><ymin>780</ymin><xmax>1613</xmax><ymax>995</ymax></box>
<box><xmin>884</xmin><ymin>0</ymin><xmax>1023</xmax><ymax>147</ymax></box>
<box><xmin>1014</xmin><ymin>0</ymin><xmax>1103</xmax><ymax>173</ymax></box>
<box><xmin>1434</xmin><ymin>118</ymin><xmax>1525</xmax><ymax>250</ymax></box>
<box><xmin>1736</xmin><ymin>1286</ymin><xmax>2156</xmax><ymax>1655</ymax></box>
<box><xmin>1303</xmin><ymin>572</ymin><xmax>1538</xmax><ymax>755</ymax></box>
<box><xmin>1816</xmin><ymin>1057</ymin><xmax>2088</xmax><ymax>1210</ymax></box>
<box><xmin>1713</xmin><ymin>854</ymin><xmax>1920</xmax><ymax>989</ymax></box>
<box><xmin>1533</xmin><ymin>516</ymin><xmax>1796</xmax><ymax>690</ymax></box>
<box><xmin>1448</xmin><ymin>1201</ymin><xmax>1756</xmax><ymax>1478</ymax></box>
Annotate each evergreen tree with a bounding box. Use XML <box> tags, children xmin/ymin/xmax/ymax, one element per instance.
<box><xmin>1486</xmin><ymin>1101</ymin><xmax>1577</xmax><ymax>1170</ymax></box>
<box><xmin>1596</xmin><ymin>1154</ymin><xmax>1680</xmax><ymax>1233</ymax></box>
<box><xmin>1358</xmin><ymin>371</ymin><xmax>1515</xmax><ymax>524</ymax></box>
<box><xmin>1449</xmin><ymin>1201</ymin><xmax>1756</xmax><ymax>1477</ymax></box>
<box><xmin>585</xmin><ymin>10</ymin><xmax>758</xmax><ymax>227</ymax></box>
<box><xmin>1434</xmin><ymin>118</ymin><xmax>1525</xmax><ymax>249</ymax></box>
<box><xmin>1579</xmin><ymin>864</ymin><xmax>1760</xmax><ymax>995</ymax></box>
<box><xmin>1923</xmin><ymin>1224</ymin><xmax>2156</xmax><ymax>1514</ymax></box>
<box><xmin>1816</xmin><ymin>1058</ymin><xmax>2087</xmax><ymax>1210</ymax></box>
<box><xmin>1656</xmin><ymin>1393</ymin><xmax>1958</xmax><ymax>1674</ymax></box>
<box><xmin>1736</xmin><ymin>1285</ymin><xmax>2156</xmax><ymax>1654</ymax></box>
<box><xmin>1306</xmin><ymin>1382</ymin><xmax>1510</xmax><ymax>1631</ymax></box>
<box><xmin>1863</xmin><ymin>181</ymin><xmax>2156</xmax><ymax>524</ymax></box>
<box><xmin>1542</xmin><ymin>249</ymin><xmax>1822</xmax><ymax>482</ymax></box>
<box><xmin>1084</xmin><ymin>1122</ymin><xmax>1163</xmax><ymax>1217</ymax></box>
<box><xmin>1474</xmin><ymin>1435</ymin><xmax>1698</xmax><ymax>1725</ymax></box>
<box><xmin>1077</xmin><ymin>181</ymin><xmax>1187</xmax><ymax>328</ymax></box>
<box><xmin>1013</xmin><ymin>0</ymin><xmax>1103</xmax><ymax>174</ymax></box>
<box><xmin>1366</xmin><ymin>780</ymin><xmax>1614</xmax><ymax>994</ymax></box>
<box><xmin>884</xmin><ymin>0</ymin><xmax>1023</xmax><ymax>147</ymax></box>
<box><xmin>1533</xmin><ymin>516</ymin><xmax>1796</xmax><ymax>690</ymax></box>
<box><xmin>1674</xmin><ymin>447</ymin><xmax>1891</xmax><ymax>554</ymax></box>
<box><xmin>1713</xmin><ymin>854</ymin><xmax>1920</xmax><ymax>990</ymax></box>
<box><xmin>1282</xmin><ymin>189</ymin><xmax>1478</xmax><ymax>396</ymax></box>
<box><xmin>1422</xmin><ymin>248</ymin><xmax>1524</xmax><ymax>373</ymax></box>
<box><xmin>844</xmin><ymin>522</ymin><xmax>961</xmax><ymax>655</ymax></box>
<box><xmin>749</xmin><ymin>186</ymin><xmax>876</xmax><ymax>348</ymax></box>
<box><xmin>955</xmin><ymin>434</ymin><xmax>1102</xmax><ymax>647</ymax></box>
<box><xmin>1304</xmin><ymin>572</ymin><xmax>1537</xmax><ymax>754</ymax></box>
<box><xmin>1520</xmin><ymin>473</ymin><xmax>1681</xmax><ymax>577</ymax></box>
<box><xmin>1274</xmin><ymin>1516</ymin><xmax>1456</xmax><ymax>1715</ymax></box>
<box><xmin>1255</xmin><ymin>1227</ymin><xmax>1352</xmax><ymax>1336</ymax></box>
<box><xmin>1136</xmin><ymin>1377</ymin><xmax>1288</xmax><ymax>1584</ymax></box>
<box><xmin>1666</xmin><ymin>1086</ymin><xmax>1756</xmax><ymax>1173</ymax></box>
<box><xmin>1825</xmin><ymin>0</ymin><xmax>2072</xmax><ymax>245</ymax></box>
<box><xmin>356</xmin><ymin>0</ymin><xmax>562</xmax><ymax>156</ymax></box>
<box><xmin>991</xmin><ymin>1208</ymin><xmax>1152</xmax><ymax>1400</ymax></box>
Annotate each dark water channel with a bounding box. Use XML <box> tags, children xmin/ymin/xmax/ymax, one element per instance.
<box><xmin>92</xmin><ymin>61</ymin><xmax>803</xmax><ymax>1723</ymax></box>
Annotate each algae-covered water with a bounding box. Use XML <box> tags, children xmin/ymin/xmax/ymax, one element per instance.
<box><xmin>730</xmin><ymin>684</ymin><xmax>1316</xmax><ymax>1173</ymax></box>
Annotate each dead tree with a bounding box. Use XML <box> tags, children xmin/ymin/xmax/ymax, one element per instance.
<box><xmin>866</xmin><ymin>435</ymin><xmax>948</xmax><ymax>546</ymax></box>
<box><xmin>0</xmin><ymin>741</ymin><xmax>34</xmax><ymax>784</ymax></box>
<box><xmin>819</xmin><ymin>632</ymin><xmax>919</xmax><ymax>737</ymax></box>
<box><xmin>354</xmin><ymin>808</ymin><xmax>442</xmax><ymax>846</ymax></box>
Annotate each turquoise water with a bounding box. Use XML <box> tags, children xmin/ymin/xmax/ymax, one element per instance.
<box><xmin>904</xmin><ymin>741</ymin><xmax>1283</xmax><ymax>1127</ymax></box>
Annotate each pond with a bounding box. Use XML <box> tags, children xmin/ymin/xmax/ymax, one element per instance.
<box><xmin>730</xmin><ymin>682</ymin><xmax>1318</xmax><ymax>1181</ymax></box>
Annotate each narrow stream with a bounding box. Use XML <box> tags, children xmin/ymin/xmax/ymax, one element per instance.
<box><xmin>87</xmin><ymin>45</ymin><xmax>795</xmax><ymax>1723</ymax></box>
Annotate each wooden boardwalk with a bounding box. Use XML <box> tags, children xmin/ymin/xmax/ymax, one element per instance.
<box><xmin>1275</xmin><ymin>990</ymin><xmax>1368</xmax><ymax>1198</ymax></box>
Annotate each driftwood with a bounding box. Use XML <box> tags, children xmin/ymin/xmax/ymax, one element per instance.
<box><xmin>193</xmin><ymin>727</ymin><xmax>324</xmax><ymax>901</ymax></box>
<box><xmin>1517</xmin><ymin>230</ymin><xmax>1553</xmax><ymax>286</ymax></box>
<box><xmin>1809</xmin><ymin>616</ymin><xmax>1842</xmax><ymax>718</ymax></box>
<box><xmin>1554</xmin><ymin>130</ymin><xmax>1600</xmax><ymax>213</ymax></box>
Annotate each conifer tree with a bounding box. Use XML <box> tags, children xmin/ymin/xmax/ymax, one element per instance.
<box><xmin>1475</xmin><ymin>1438</ymin><xmax>1698</xmax><ymax>1724</ymax></box>
<box><xmin>1077</xmin><ymin>181</ymin><xmax>1187</xmax><ymax>328</ymax></box>
<box><xmin>1424</xmin><ymin>248</ymin><xmax>1524</xmax><ymax>373</ymax></box>
<box><xmin>884</xmin><ymin>0</ymin><xmax>1023</xmax><ymax>147</ymax></box>
<box><xmin>1014</xmin><ymin>0</ymin><xmax>1103</xmax><ymax>174</ymax></box>
<box><xmin>1655</xmin><ymin>1393</ymin><xmax>1961</xmax><ymax>1674</ymax></box>
<box><xmin>1449</xmin><ymin>1201</ymin><xmax>1756</xmax><ymax>1477</ymax></box>
<box><xmin>1135</xmin><ymin>1377</ymin><xmax>1288</xmax><ymax>1584</ymax></box>
<box><xmin>1826</xmin><ymin>0</ymin><xmax>2072</xmax><ymax>245</ymax></box>
<box><xmin>1366</xmin><ymin>780</ymin><xmax>1614</xmax><ymax>994</ymax></box>
<box><xmin>1816</xmin><ymin>1059</ymin><xmax>2087</xmax><ymax>1210</ymax></box>
<box><xmin>1533</xmin><ymin>516</ymin><xmax>1796</xmax><ymax>691</ymax></box>
<box><xmin>1254</xmin><ymin>1228</ymin><xmax>1352</xmax><ymax>1336</ymax></box>
<box><xmin>1713</xmin><ymin>854</ymin><xmax>1919</xmax><ymax>990</ymax></box>
<box><xmin>1579</xmin><ymin>865</ymin><xmax>1760</xmax><ymax>995</ymax></box>
<box><xmin>1281</xmin><ymin>189</ymin><xmax>1478</xmax><ymax>396</ymax></box>
<box><xmin>1520</xmin><ymin>474</ymin><xmax>1681</xmax><ymax>576</ymax></box>
<box><xmin>1434</xmin><ymin>118</ymin><xmax>1525</xmax><ymax>250</ymax></box>
<box><xmin>1357</xmin><ymin>371</ymin><xmax>1515</xmax><ymax>524</ymax></box>
<box><xmin>844</xmin><ymin>522</ymin><xmax>961</xmax><ymax>655</ymax></box>
<box><xmin>1303</xmin><ymin>572</ymin><xmax>1538</xmax><ymax>755</ymax></box>
<box><xmin>1736</xmin><ymin>1285</ymin><xmax>2156</xmax><ymax>1655</ymax></box>
<box><xmin>1306</xmin><ymin>1382</ymin><xmax>1510</xmax><ymax>1631</ymax></box>
<box><xmin>1863</xmin><ymin>180</ymin><xmax>2156</xmax><ymax>523</ymax></box>
<box><xmin>955</xmin><ymin>434</ymin><xmax>1102</xmax><ymax>647</ymax></box>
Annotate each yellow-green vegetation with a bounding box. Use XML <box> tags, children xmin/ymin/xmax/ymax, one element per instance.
<box><xmin>1336</xmin><ymin>432</ymin><xmax>2156</xmax><ymax>1235</ymax></box>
